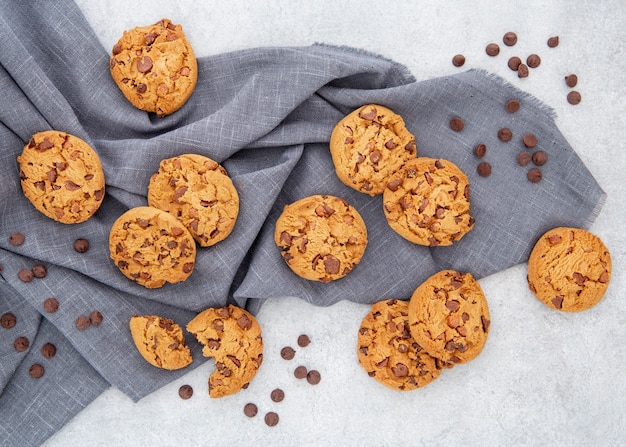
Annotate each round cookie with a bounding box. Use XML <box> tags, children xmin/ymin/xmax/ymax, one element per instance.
<box><xmin>383</xmin><ymin>157</ymin><xmax>474</xmax><ymax>246</ymax></box>
<box><xmin>408</xmin><ymin>270</ymin><xmax>491</xmax><ymax>367</ymax></box>
<box><xmin>17</xmin><ymin>130</ymin><xmax>105</xmax><ymax>224</ymax></box>
<box><xmin>357</xmin><ymin>299</ymin><xmax>442</xmax><ymax>391</ymax></box>
<box><xmin>110</xmin><ymin>18</ymin><xmax>198</xmax><ymax>116</ymax></box>
<box><xmin>129</xmin><ymin>315</ymin><xmax>192</xmax><ymax>370</ymax></box>
<box><xmin>147</xmin><ymin>154</ymin><xmax>239</xmax><ymax>247</ymax></box>
<box><xmin>109</xmin><ymin>206</ymin><xmax>196</xmax><ymax>288</ymax></box>
<box><xmin>527</xmin><ymin>227</ymin><xmax>611</xmax><ymax>312</ymax></box>
<box><xmin>186</xmin><ymin>305</ymin><xmax>264</xmax><ymax>398</ymax></box>
<box><xmin>329</xmin><ymin>104</ymin><xmax>417</xmax><ymax>196</ymax></box>
<box><xmin>274</xmin><ymin>195</ymin><xmax>368</xmax><ymax>282</ymax></box>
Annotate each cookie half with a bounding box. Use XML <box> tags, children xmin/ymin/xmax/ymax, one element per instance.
<box><xmin>383</xmin><ymin>157</ymin><xmax>474</xmax><ymax>246</ymax></box>
<box><xmin>330</xmin><ymin>104</ymin><xmax>417</xmax><ymax>196</ymax></box>
<box><xmin>129</xmin><ymin>315</ymin><xmax>192</xmax><ymax>370</ymax></box>
<box><xmin>527</xmin><ymin>227</ymin><xmax>611</xmax><ymax>312</ymax></box>
<box><xmin>109</xmin><ymin>206</ymin><xmax>196</xmax><ymax>288</ymax></box>
<box><xmin>357</xmin><ymin>299</ymin><xmax>441</xmax><ymax>391</ymax></box>
<box><xmin>274</xmin><ymin>195</ymin><xmax>368</xmax><ymax>282</ymax></box>
<box><xmin>110</xmin><ymin>18</ymin><xmax>198</xmax><ymax>116</ymax></box>
<box><xmin>408</xmin><ymin>270</ymin><xmax>490</xmax><ymax>367</ymax></box>
<box><xmin>17</xmin><ymin>130</ymin><xmax>105</xmax><ymax>224</ymax></box>
<box><xmin>187</xmin><ymin>305</ymin><xmax>264</xmax><ymax>398</ymax></box>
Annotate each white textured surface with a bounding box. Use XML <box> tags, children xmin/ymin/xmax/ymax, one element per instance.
<box><xmin>45</xmin><ymin>1</ymin><xmax>625</xmax><ymax>446</ymax></box>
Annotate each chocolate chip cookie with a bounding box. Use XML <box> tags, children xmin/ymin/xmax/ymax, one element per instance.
<box><xmin>357</xmin><ymin>299</ymin><xmax>442</xmax><ymax>390</ymax></box>
<box><xmin>383</xmin><ymin>157</ymin><xmax>474</xmax><ymax>246</ymax></box>
<box><xmin>187</xmin><ymin>305</ymin><xmax>264</xmax><ymax>398</ymax></box>
<box><xmin>17</xmin><ymin>130</ymin><xmax>105</xmax><ymax>224</ymax></box>
<box><xmin>110</xmin><ymin>18</ymin><xmax>198</xmax><ymax>116</ymax></box>
<box><xmin>109</xmin><ymin>206</ymin><xmax>196</xmax><ymax>288</ymax></box>
<box><xmin>527</xmin><ymin>227</ymin><xmax>611</xmax><ymax>312</ymax></box>
<box><xmin>129</xmin><ymin>315</ymin><xmax>192</xmax><ymax>370</ymax></box>
<box><xmin>274</xmin><ymin>195</ymin><xmax>368</xmax><ymax>282</ymax></box>
<box><xmin>408</xmin><ymin>270</ymin><xmax>491</xmax><ymax>367</ymax></box>
<box><xmin>329</xmin><ymin>104</ymin><xmax>417</xmax><ymax>196</ymax></box>
<box><xmin>147</xmin><ymin>154</ymin><xmax>239</xmax><ymax>247</ymax></box>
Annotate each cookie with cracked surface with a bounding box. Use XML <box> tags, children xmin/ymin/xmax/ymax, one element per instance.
<box><xmin>17</xmin><ymin>130</ymin><xmax>105</xmax><ymax>224</ymax></box>
<box><xmin>129</xmin><ymin>315</ymin><xmax>192</xmax><ymax>370</ymax></box>
<box><xmin>187</xmin><ymin>305</ymin><xmax>264</xmax><ymax>398</ymax></box>
<box><xmin>330</xmin><ymin>104</ymin><xmax>417</xmax><ymax>196</ymax></box>
<box><xmin>527</xmin><ymin>227</ymin><xmax>611</xmax><ymax>312</ymax></box>
<box><xmin>148</xmin><ymin>154</ymin><xmax>239</xmax><ymax>247</ymax></box>
<box><xmin>274</xmin><ymin>195</ymin><xmax>368</xmax><ymax>282</ymax></box>
<box><xmin>357</xmin><ymin>299</ymin><xmax>441</xmax><ymax>391</ymax></box>
<box><xmin>408</xmin><ymin>270</ymin><xmax>490</xmax><ymax>367</ymax></box>
<box><xmin>383</xmin><ymin>157</ymin><xmax>474</xmax><ymax>246</ymax></box>
<box><xmin>109</xmin><ymin>206</ymin><xmax>196</xmax><ymax>288</ymax></box>
<box><xmin>110</xmin><ymin>18</ymin><xmax>198</xmax><ymax>116</ymax></box>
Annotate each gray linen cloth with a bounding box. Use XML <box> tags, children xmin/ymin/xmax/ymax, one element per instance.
<box><xmin>0</xmin><ymin>0</ymin><xmax>605</xmax><ymax>446</ymax></box>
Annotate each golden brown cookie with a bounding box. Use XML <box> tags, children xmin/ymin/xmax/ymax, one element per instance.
<box><xmin>383</xmin><ymin>157</ymin><xmax>474</xmax><ymax>246</ymax></box>
<box><xmin>274</xmin><ymin>195</ymin><xmax>368</xmax><ymax>282</ymax></box>
<box><xmin>109</xmin><ymin>206</ymin><xmax>196</xmax><ymax>288</ymax></box>
<box><xmin>527</xmin><ymin>227</ymin><xmax>611</xmax><ymax>312</ymax></box>
<box><xmin>357</xmin><ymin>299</ymin><xmax>442</xmax><ymax>391</ymax></box>
<box><xmin>329</xmin><ymin>104</ymin><xmax>417</xmax><ymax>196</ymax></box>
<box><xmin>109</xmin><ymin>18</ymin><xmax>198</xmax><ymax>116</ymax></box>
<box><xmin>408</xmin><ymin>270</ymin><xmax>490</xmax><ymax>368</ymax></box>
<box><xmin>17</xmin><ymin>130</ymin><xmax>105</xmax><ymax>224</ymax></box>
<box><xmin>147</xmin><ymin>154</ymin><xmax>239</xmax><ymax>247</ymax></box>
<box><xmin>186</xmin><ymin>305</ymin><xmax>263</xmax><ymax>398</ymax></box>
<box><xmin>129</xmin><ymin>315</ymin><xmax>192</xmax><ymax>370</ymax></box>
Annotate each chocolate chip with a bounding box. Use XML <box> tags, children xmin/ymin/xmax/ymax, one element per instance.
<box><xmin>297</xmin><ymin>334</ymin><xmax>311</xmax><ymax>348</ymax></box>
<box><xmin>359</xmin><ymin>106</ymin><xmax>377</xmax><ymax>121</ymax></box>
<box><xmin>517</xmin><ymin>64</ymin><xmax>529</xmax><ymax>78</ymax></box>
<box><xmin>497</xmin><ymin>128</ymin><xmax>513</xmax><ymax>142</ymax></box>
<box><xmin>9</xmin><ymin>232</ymin><xmax>25</xmax><ymax>246</ymax></box>
<box><xmin>567</xmin><ymin>91</ymin><xmax>582</xmax><ymax>105</ymax></box>
<box><xmin>517</xmin><ymin>151</ymin><xmax>532</xmax><ymax>167</ymax></box>
<box><xmin>392</xmin><ymin>363</ymin><xmax>409</xmax><ymax>378</ymax></box>
<box><xmin>270</xmin><ymin>388</ymin><xmax>285</xmax><ymax>402</ymax></box>
<box><xmin>294</xmin><ymin>365</ymin><xmax>308</xmax><ymax>379</ymax></box>
<box><xmin>565</xmin><ymin>74</ymin><xmax>578</xmax><ymax>88</ymax></box>
<box><xmin>449</xmin><ymin>117</ymin><xmax>464</xmax><ymax>131</ymax></box>
<box><xmin>281</xmin><ymin>346</ymin><xmax>296</xmax><ymax>360</ymax></box>
<box><xmin>547</xmin><ymin>36</ymin><xmax>559</xmax><ymax>48</ymax></box>
<box><xmin>32</xmin><ymin>264</ymin><xmax>47</xmax><ymax>279</ymax></box>
<box><xmin>90</xmin><ymin>310</ymin><xmax>103</xmax><ymax>327</ymax></box>
<box><xmin>503</xmin><ymin>32</ymin><xmax>518</xmax><ymax>46</ymax></box>
<box><xmin>43</xmin><ymin>298</ymin><xmax>59</xmax><ymax>313</ymax></box>
<box><xmin>527</xmin><ymin>168</ymin><xmax>542</xmax><ymax>183</ymax></box>
<box><xmin>75</xmin><ymin>315</ymin><xmax>91</xmax><ymax>330</ymax></box>
<box><xmin>1</xmin><ymin>312</ymin><xmax>17</xmax><ymax>329</ymax></box>
<box><xmin>18</xmin><ymin>268</ymin><xmax>34</xmax><ymax>283</ymax></box>
<box><xmin>508</xmin><ymin>56</ymin><xmax>522</xmax><ymax>71</ymax></box>
<box><xmin>473</xmin><ymin>144</ymin><xmax>487</xmax><ymax>158</ymax></box>
<box><xmin>506</xmin><ymin>99</ymin><xmax>520</xmax><ymax>113</ymax></box>
<box><xmin>485</xmin><ymin>43</ymin><xmax>500</xmax><ymax>56</ymax></box>
<box><xmin>237</xmin><ymin>314</ymin><xmax>252</xmax><ymax>330</ymax></box>
<box><xmin>306</xmin><ymin>369</ymin><xmax>321</xmax><ymax>385</ymax></box>
<box><xmin>532</xmin><ymin>150</ymin><xmax>548</xmax><ymax>166</ymax></box>
<box><xmin>74</xmin><ymin>238</ymin><xmax>90</xmax><ymax>253</ymax></box>
<box><xmin>137</xmin><ymin>56</ymin><xmax>153</xmax><ymax>73</ymax></box>
<box><xmin>14</xmin><ymin>336</ymin><xmax>29</xmax><ymax>352</ymax></box>
<box><xmin>243</xmin><ymin>403</ymin><xmax>258</xmax><ymax>417</ymax></box>
<box><xmin>178</xmin><ymin>384</ymin><xmax>193</xmax><ymax>400</ymax></box>
<box><xmin>29</xmin><ymin>363</ymin><xmax>45</xmax><ymax>379</ymax></box>
<box><xmin>41</xmin><ymin>342</ymin><xmax>56</xmax><ymax>358</ymax></box>
<box><xmin>264</xmin><ymin>412</ymin><xmax>279</xmax><ymax>427</ymax></box>
<box><xmin>477</xmin><ymin>162</ymin><xmax>492</xmax><ymax>177</ymax></box>
<box><xmin>452</xmin><ymin>54</ymin><xmax>465</xmax><ymax>67</ymax></box>
<box><xmin>551</xmin><ymin>296</ymin><xmax>564</xmax><ymax>309</ymax></box>
<box><xmin>527</xmin><ymin>54</ymin><xmax>541</xmax><ymax>68</ymax></box>
<box><xmin>523</xmin><ymin>133</ymin><xmax>537</xmax><ymax>148</ymax></box>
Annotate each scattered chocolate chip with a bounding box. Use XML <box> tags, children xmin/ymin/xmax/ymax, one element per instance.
<box><xmin>477</xmin><ymin>162</ymin><xmax>492</xmax><ymax>177</ymax></box>
<box><xmin>178</xmin><ymin>384</ymin><xmax>193</xmax><ymax>400</ymax></box>
<box><xmin>1</xmin><ymin>312</ymin><xmax>17</xmax><ymax>329</ymax></box>
<box><xmin>527</xmin><ymin>168</ymin><xmax>543</xmax><ymax>183</ymax></box>
<box><xmin>452</xmin><ymin>54</ymin><xmax>466</xmax><ymax>67</ymax></box>
<box><xmin>508</xmin><ymin>56</ymin><xmax>522</xmax><ymax>71</ymax></box>
<box><xmin>280</xmin><ymin>346</ymin><xmax>296</xmax><ymax>360</ymax></box>
<box><xmin>41</xmin><ymin>342</ymin><xmax>57</xmax><ymax>359</ymax></box>
<box><xmin>532</xmin><ymin>150</ymin><xmax>548</xmax><ymax>166</ymax></box>
<box><xmin>485</xmin><ymin>43</ymin><xmax>500</xmax><ymax>56</ymax></box>
<box><xmin>565</xmin><ymin>74</ymin><xmax>578</xmax><ymax>88</ymax></box>
<box><xmin>270</xmin><ymin>388</ymin><xmax>285</xmax><ymax>402</ymax></box>
<box><xmin>264</xmin><ymin>412</ymin><xmax>279</xmax><ymax>427</ymax></box>
<box><xmin>43</xmin><ymin>298</ymin><xmax>59</xmax><ymax>313</ymax></box>
<box><xmin>294</xmin><ymin>365</ymin><xmax>308</xmax><ymax>379</ymax></box>
<box><xmin>32</xmin><ymin>264</ymin><xmax>47</xmax><ymax>279</ymax></box>
<box><xmin>523</xmin><ymin>133</ymin><xmax>537</xmax><ymax>148</ymax></box>
<box><xmin>18</xmin><ymin>268</ymin><xmax>34</xmax><ymax>283</ymax></box>
<box><xmin>449</xmin><ymin>117</ymin><xmax>464</xmax><ymax>131</ymax></box>
<box><xmin>244</xmin><ymin>403</ymin><xmax>258</xmax><ymax>417</ymax></box>
<box><xmin>9</xmin><ymin>232</ymin><xmax>25</xmax><ymax>246</ymax></box>
<box><xmin>297</xmin><ymin>334</ymin><xmax>311</xmax><ymax>348</ymax></box>
<box><xmin>306</xmin><ymin>369</ymin><xmax>321</xmax><ymax>385</ymax></box>
<box><xmin>497</xmin><ymin>128</ymin><xmax>513</xmax><ymax>142</ymax></box>
<box><xmin>567</xmin><ymin>91</ymin><xmax>582</xmax><ymax>105</ymax></box>
<box><xmin>503</xmin><ymin>32</ymin><xmax>518</xmax><ymax>46</ymax></box>
<box><xmin>506</xmin><ymin>99</ymin><xmax>520</xmax><ymax>113</ymax></box>
<box><xmin>517</xmin><ymin>151</ymin><xmax>532</xmax><ymax>166</ymax></box>
<box><xmin>547</xmin><ymin>36</ymin><xmax>559</xmax><ymax>48</ymax></box>
<box><xmin>29</xmin><ymin>363</ymin><xmax>45</xmax><ymax>379</ymax></box>
<box><xmin>73</xmin><ymin>238</ymin><xmax>90</xmax><ymax>253</ymax></box>
<box><xmin>527</xmin><ymin>54</ymin><xmax>541</xmax><ymax>68</ymax></box>
<box><xmin>89</xmin><ymin>310</ymin><xmax>103</xmax><ymax>327</ymax></box>
<box><xmin>517</xmin><ymin>64</ymin><xmax>529</xmax><ymax>78</ymax></box>
<box><xmin>14</xmin><ymin>336</ymin><xmax>29</xmax><ymax>352</ymax></box>
<box><xmin>75</xmin><ymin>315</ymin><xmax>91</xmax><ymax>330</ymax></box>
<box><xmin>473</xmin><ymin>144</ymin><xmax>487</xmax><ymax>158</ymax></box>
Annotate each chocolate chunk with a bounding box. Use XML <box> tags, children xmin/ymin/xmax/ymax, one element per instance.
<box><xmin>567</xmin><ymin>91</ymin><xmax>582</xmax><ymax>105</ymax></box>
<box><xmin>75</xmin><ymin>315</ymin><xmax>91</xmax><ymax>330</ymax></box>
<box><xmin>306</xmin><ymin>369</ymin><xmax>321</xmax><ymax>385</ymax></box>
<box><xmin>32</xmin><ymin>264</ymin><xmax>47</xmax><ymax>279</ymax></box>
<box><xmin>565</xmin><ymin>74</ymin><xmax>578</xmax><ymax>88</ymax></box>
<box><xmin>387</xmin><ymin>178</ymin><xmax>402</xmax><ymax>191</ymax></box>
<box><xmin>323</xmin><ymin>255</ymin><xmax>340</xmax><ymax>275</ymax></box>
<box><xmin>270</xmin><ymin>388</ymin><xmax>285</xmax><ymax>402</ymax></box>
<box><xmin>29</xmin><ymin>364</ymin><xmax>45</xmax><ymax>379</ymax></box>
<box><xmin>43</xmin><ymin>298</ymin><xmax>59</xmax><ymax>313</ymax></box>
<box><xmin>517</xmin><ymin>151</ymin><xmax>532</xmax><ymax>167</ymax></box>
<box><xmin>392</xmin><ymin>363</ymin><xmax>409</xmax><ymax>378</ymax></box>
<box><xmin>527</xmin><ymin>168</ymin><xmax>543</xmax><ymax>183</ymax></box>
<box><xmin>523</xmin><ymin>133</ymin><xmax>537</xmax><ymax>148</ymax></box>
<box><xmin>452</xmin><ymin>54</ymin><xmax>465</xmax><ymax>67</ymax></box>
<box><xmin>532</xmin><ymin>150</ymin><xmax>548</xmax><ymax>166</ymax></box>
<box><xmin>41</xmin><ymin>342</ymin><xmax>57</xmax><ymax>358</ymax></box>
<box><xmin>477</xmin><ymin>162</ymin><xmax>492</xmax><ymax>177</ymax></box>
<box><xmin>137</xmin><ymin>56</ymin><xmax>153</xmax><ymax>73</ymax></box>
<box><xmin>9</xmin><ymin>232</ymin><xmax>25</xmax><ymax>246</ymax></box>
<box><xmin>1</xmin><ymin>312</ymin><xmax>17</xmax><ymax>329</ymax></box>
<box><xmin>243</xmin><ymin>403</ymin><xmax>258</xmax><ymax>417</ymax></box>
<box><xmin>473</xmin><ymin>144</ymin><xmax>487</xmax><ymax>158</ymax></box>
<box><xmin>264</xmin><ymin>412</ymin><xmax>279</xmax><ymax>427</ymax></box>
<box><xmin>503</xmin><ymin>32</ymin><xmax>518</xmax><ymax>46</ymax></box>
<box><xmin>485</xmin><ymin>43</ymin><xmax>500</xmax><ymax>56</ymax></box>
<box><xmin>526</xmin><ymin>54</ymin><xmax>541</xmax><ymax>68</ymax></box>
<box><xmin>74</xmin><ymin>238</ymin><xmax>90</xmax><ymax>253</ymax></box>
<box><xmin>506</xmin><ymin>99</ymin><xmax>520</xmax><ymax>113</ymax></box>
<box><xmin>237</xmin><ymin>314</ymin><xmax>252</xmax><ymax>330</ymax></box>
<box><xmin>294</xmin><ymin>365</ymin><xmax>308</xmax><ymax>379</ymax></box>
<box><xmin>18</xmin><ymin>268</ymin><xmax>34</xmax><ymax>283</ymax></box>
<box><xmin>517</xmin><ymin>64</ymin><xmax>529</xmax><ymax>78</ymax></box>
<box><xmin>297</xmin><ymin>334</ymin><xmax>311</xmax><ymax>348</ymax></box>
<box><xmin>497</xmin><ymin>128</ymin><xmax>513</xmax><ymax>142</ymax></box>
<box><xmin>359</xmin><ymin>106</ymin><xmax>377</xmax><ymax>121</ymax></box>
<box><xmin>14</xmin><ymin>336</ymin><xmax>29</xmax><ymax>352</ymax></box>
<box><xmin>281</xmin><ymin>346</ymin><xmax>296</xmax><ymax>360</ymax></box>
<box><xmin>445</xmin><ymin>300</ymin><xmax>460</xmax><ymax>312</ymax></box>
<box><xmin>547</xmin><ymin>36</ymin><xmax>559</xmax><ymax>48</ymax></box>
<box><xmin>178</xmin><ymin>384</ymin><xmax>193</xmax><ymax>400</ymax></box>
<box><xmin>508</xmin><ymin>56</ymin><xmax>522</xmax><ymax>71</ymax></box>
<box><xmin>90</xmin><ymin>310</ymin><xmax>103</xmax><ymax>327</ymax></box>
<box><xmin>449</xmin><ymin>117</ymin><xmax>464</xmax><ymax>131</ymax></box>
<box><xmin>551</xmin><ymin>296</ymin><xmax>564</xmax><ymax>309</ymax></box>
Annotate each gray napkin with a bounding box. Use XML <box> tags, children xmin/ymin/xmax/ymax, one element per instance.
<box><xmin>0</xmin><ymin>0</ymin><xmax>605</xmax><ymax>446</ymax></box>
